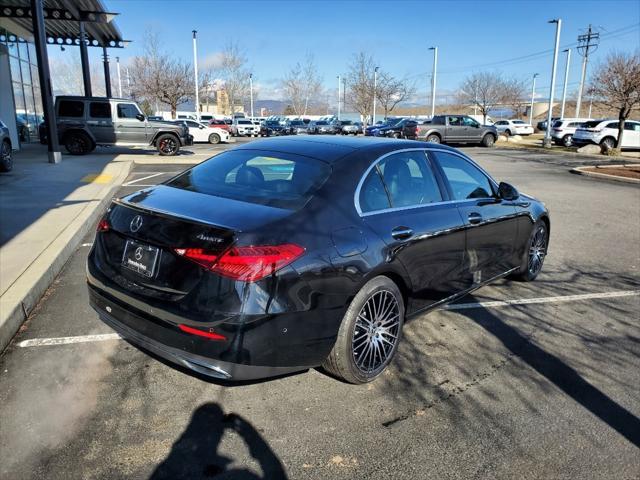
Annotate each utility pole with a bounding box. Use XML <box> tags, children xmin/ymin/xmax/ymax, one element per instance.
<box><xmin>337</xmin><ymin>75</ymin><xmax>341</xmax><ymax>120</ymax></box>
<box><xmin>116</xmin><ymin>56</ymin><xmax>122</xmax><ymax>98</ymax></box>
<box><xmin>543</xmin><ymin>18</ymin><xmax>561</xmax><ymax>148</ymax></box>
<box><xmin>560</xmin><ymin>49</ymin><xmax>571</xmax><ymax>119</ymax></box>
<box><xmin>372</xmin><ymin>66</ymin><xmax>379</xmax><ymax>125</ymax></box>
<box><xmin>249</xmin><ymin>73</ymin><xmax>254</xmax><ymax>118</ymax></box>
<box><xmin>192</xmin><ymin>30</ymin><xmax>199</xmax><ymax>121</ymax></box>
<box><xmin>529</xmin><ymin>73</ymin><xmax>539</xmax><ymax>126</ymax></box>
<box><xmin>575</xmin><ymin>24</ymin><xmax>599</xmax><ymax>117</ymax></box>
<box><xmin>429</xmin><ymin>46</ymin><xmax>438</xmax><ymax>118</ymax></box>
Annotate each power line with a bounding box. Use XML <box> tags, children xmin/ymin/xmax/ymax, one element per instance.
<box><xmin>575</xmin><ymin>24</ymin><xmax>600</xmax><ymax>116</ymax></box>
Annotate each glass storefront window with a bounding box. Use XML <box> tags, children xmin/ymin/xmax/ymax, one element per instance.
<box><xmin>20</xmin><ymin>60</ymin><xmax>32</xmax><ymax>86</ymax></box>
<box><xmin>10</xmin><ymin>56</ymin><xmax>22</xmax><ymax>83</ymax></box>
<box><xmin>18</xmin><ymin>39</ymin><xmax>28</xmax><ymax>60</ymax></box>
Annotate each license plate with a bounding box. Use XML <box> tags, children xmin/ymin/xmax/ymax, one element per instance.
<box><xmin>121</xmin><ymin>240</ymin><xmax>159</xmax><ymax>278</ymax></box>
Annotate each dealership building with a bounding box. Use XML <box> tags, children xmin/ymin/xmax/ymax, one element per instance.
<box><xmin>0</xmin><ymin>0</ymin><xmax>125</xmax><ymax>162</ymax></box>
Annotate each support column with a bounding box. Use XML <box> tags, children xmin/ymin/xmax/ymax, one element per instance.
<box><xmin>29</xmin><ymin>0</ymin><xmax>61</xmax><ymax>163</ymax></box>
<box><xmin>79</xmin><ymin>21</ymin><xmax>92</xmax><ymax>97</ymax></box>
<box><xmin>102</xmin><ymin>46</ymin><xmax>111</xmax><ymax>97</ymax></box>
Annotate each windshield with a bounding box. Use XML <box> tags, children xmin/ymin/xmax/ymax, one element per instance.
<box><xmin>316</xmin><ymin>121</ymin><xmax>329</xmax><ymax>125</ymax></box>
<box><xmin>512</xmin><ymin>120</ymin><xmax>525</xmax><ymax>124</ymax></box>
<box><xmin>290</xmin><ymin>121</ymin><xmax>304</xmax><ymax>126</ymax></box>
<box><xmin>167</xmin><ymin>150</ymin><xmax>332</xmax><ymax>209</ymax></box>
<box><xmin>341</xmin><ymin>120</ymin><xmax>353</xmax><ymax>125</ymax></box>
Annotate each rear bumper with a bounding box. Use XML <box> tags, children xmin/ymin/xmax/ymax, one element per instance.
<box><xmin>89</xmin><ymin>285</ymin><xmax>310</xmax><ymax>381</ymax></box>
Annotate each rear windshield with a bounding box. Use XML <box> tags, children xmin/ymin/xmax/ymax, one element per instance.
<box><xmin>167</xmin><ymin>150</ymin><xmax>331</xmax><ymax>209</ymax></box>
<box><xmin>552</xmin><ymin>120</ymin><xmax>563</xmax><ymax>127</ymax></box>
<box><xmin>582</xmin><ymin>120</ymin><xmax>602</xmax><ymax>128</ymax></box>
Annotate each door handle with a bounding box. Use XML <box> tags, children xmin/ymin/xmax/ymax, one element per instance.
<box><xmin>468</xmin><ymin>212</ymin><xmax>483</xmax><ymax>224</ymax></box>
<box><xmin>391</xmin><ymin>226</ymin><xmax>414</xmax><ymax>240</ymax></box>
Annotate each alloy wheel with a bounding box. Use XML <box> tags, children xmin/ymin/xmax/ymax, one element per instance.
<box><xmin>528</xmin><ymin>226</ymin><xmax>547</xmax><ymax>275</ymax></box>
<box><xmin>352</xmin><ymin>290</ymin><xmax>400</xmax><ymax>375</ymax></box>
<box><xmin>159</xmin><ymin>138</ymin><xmax>177</xmax><ymax>154</ymax></box>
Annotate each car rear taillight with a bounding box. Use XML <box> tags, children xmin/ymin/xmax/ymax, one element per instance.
<box><xmin>552</xmin><ymin>128</ymin><xmax>562</xmax><ymax>132</ymax></box>
<box><xmin>97</xmin><ymin>218</ymin><xmax>110</xmax><ymax>232</ymax></box>
<box><xmin>175</xmin><ymin>244</ymin><xmax>305</xmax><ymax>282</ymax></box>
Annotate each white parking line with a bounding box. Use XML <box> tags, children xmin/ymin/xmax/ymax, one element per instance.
<box><xmin>444</xmin><ymin>290</ymin><xmax>639</xmax><ymax>311</ymax></box>
<box><xmin>122</xmin><ymin>172</ymin><xmax>164</xmax><ymax>186</ymax></box>
<box><xmin>15</xmin><ymin>290</ymin><xmax>639</xmax><ymax>348</ymax></box>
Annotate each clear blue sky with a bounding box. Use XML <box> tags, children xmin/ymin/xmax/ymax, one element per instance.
<box><xmin>89</xmin><ymin>0</ymin><xmax>639</xmax><ymax>102</ymax></box>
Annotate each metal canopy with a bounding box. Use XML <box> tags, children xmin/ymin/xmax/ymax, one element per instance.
<box><xmin>0</xmin><ymin>0</ymin><xmax>125</xmax><ymax>47</ymax></box>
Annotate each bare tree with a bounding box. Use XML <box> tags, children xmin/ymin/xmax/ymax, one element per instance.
<box><xmin>458</xmin><ymin>72</ymin><xmax>516</xmax><ymax>124</ymax></box>
<box><xmin>129</xmin><ymin>30</ymin><xmax>192</xmax><ymax>118</ymax></box>
<box><xmin>215</xmin><ymin>41</ymin><xmax>250</xmax><ymax>115</ymax></box>
<box><xmin>501</xmin><ymin>77</ymin><xmax>528</xmax><ymax>118</ymax></box>
<box><xmin>282</xmin><ymin>54</ymin><xmax>323</xmax><ymax>115</ymax></box>
<box><xmin>588</xmin><ymin>51</ymin><xmax>640</xmax><ymax>149</ymax></box>
<box><xmin>346</xmin><ymin>52</ymin><xmax>376</xmax><ymax>126</ymax></box>
<box><xmin>376</xmin><ymin>72</ymin><xmax>415</xmax><ymax>118</ymax></box>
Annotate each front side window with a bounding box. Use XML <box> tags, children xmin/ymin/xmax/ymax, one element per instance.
<box><xmin>167</xmin><ymin>150</ymin><xmax>331</xmax><ymax>209</ymax></box>
<box><xmin>58</xmin><ymin>100</ymin><xmax>84</xmax><ymax>117</ymax></box>
<box><xmin>624</xmin><ymin>122</ymin><xmax>640</xmax><ymax>131</ymax></box>
<box><xmin>462</xmin><ymin>117</ymin><xmax>479</xmax><ymax>127</ymax></box>
<box><xmin>377</xmin><ymin>151</ymin><xmax>442</xmax><ymax>208</ymax></box>
<box><xmin>434</xmin><ymin>152</ymin><xmax>494</xmax><ymax>200</ymax></box>
<box><xmin>117</xmin><ymin>103</ymin><xmax>140</xmax><ymax>119</ymax></box>
<box><xmin>606</xmin><ymin>122</ymin><xmax>620</xmax><ymax>130</ymax></box>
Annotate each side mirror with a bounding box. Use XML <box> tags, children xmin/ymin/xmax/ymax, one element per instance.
<box><xmin>136</xmin><ymin>113</ymin><xmax>145</xmax><ymax>122</ymax></box>
<box><xmin>498</xmin><ymin>182</ymin><xmax>519</xmax><ymax>200</ymax></box>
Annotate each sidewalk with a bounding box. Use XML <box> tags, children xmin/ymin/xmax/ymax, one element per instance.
<box><xmin>0</xmin><ymin>145</ymin><xmax>133</xmax><ymax>351</ymax></box>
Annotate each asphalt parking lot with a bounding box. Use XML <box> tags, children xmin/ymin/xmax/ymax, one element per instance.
<box><xmin>1</xmin><ymin>140</ymin><xmax>639</xmax><ymax>479</ymax></box>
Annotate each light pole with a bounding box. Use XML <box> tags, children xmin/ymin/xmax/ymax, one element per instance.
<box><xmin>429</xmin><ymin>46</ymin><xmax>438</xmax><ymax>118</ymax></box>
<box><xmin>529</xmin><ymin>73</ymin><xmax>539</xmax><ymax>126</ymax></box>
<box><xmin>560</xmin><ymin>48</ymin><xmax>571</xmax><ymax>119</ymax></box>
<box><xmin>372</xmin><ymin>66</ymin><xmax>379</xmax><ymax>125</ymax></box>
<box><xmin>543</xmin><ymin>19</ymin><xmax>562</xmax><ymax>148</ymax></box>
<box><xmin>249</xmin><ymin>73</ymin><xmax>254</xmax><ymax>119</ymax></box>
<box><xmin>116</xmin><ymin>56</ymin><xmax>122</xmax><ymax>98</ymax></box>
<box><xmin>337</xmin><ymin>75</ymin><xmax>341</xmax><ymax>120</ymax></box>
<box><xmin>192</xmin><ymin>30</ymin><xmax>199</xmax><ymax>121</ymax></box>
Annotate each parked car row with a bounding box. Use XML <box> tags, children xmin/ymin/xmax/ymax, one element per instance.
<box><xmin>572</xmin><ymin>119</ymin><xmax>640</xmax><ymax>150</ymax></box>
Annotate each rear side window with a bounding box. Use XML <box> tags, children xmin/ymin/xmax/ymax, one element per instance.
<box><xmin>624</xmin><ymin>122</ymin><xmax>640</xmax><ymax>131</ymax></box>
<box><xmin>606</xmin><ymin>122</ymin><xmax>620</xmax><ymax>130</ymax></box>
<box><xmin>552</xmin><ymin>120</ymin><xmax>563</xmax><ymax>128</ymax></box>
<box><xmin>359</xmin><ymin>169</ymin><xmax>391</xmax><ymax>213</ymax></box>
<box><xmin>434</xmin><ymin>152</ymin><xmax>494</xmax><ymax>200</ymax></box>
<box><xmin>167</xmin><ymin>150</ymin><xmax>331</xmax><ymax>209</ymax></box>
<box><xmin>58</xmin><ymin>100</ymin><xmax>84</xmax><ymax>117</ymax></box>
<box><xmin>568</xmin><ymin>122</ymin><xmax>583</xmax><ymax>128</ymax></box>
<box><xmin>89</xmin><ymin>102</ymin><xmax>111</xmax><ymax>118</ymax></box>
<box><xmin>432</xmin><ymin>116</ymin><xmax>445</xmax><ymax>125</ymax></box>
<box><xmin>376</xmin><ymin>151</ymin><xmax>442</xmax><ymax>209</ymax></box>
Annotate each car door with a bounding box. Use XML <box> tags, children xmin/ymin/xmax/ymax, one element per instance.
<box><xmin>87</xmin><ymin>101</ymin><xmax>115</xmax><ymax>144</ymax></box>
<box><xmin>358</xmin><ymin>149</ymin><xmax>467</xmax><ymax>311</ymax></box>
<box><xmin>114</xmin><ymin>102</ymin><xmax>146</xmax><ymax>144</ymax></box>
<box><xmin>623</xmin><ymin>121</ymin><xmax>640</xmax><ymax>148</ymax></box>
<box><xmin>430</xmin><ymin>150</ymin><xmax>519</xmax><ymax>287</ymax></box>
<box><xmin>461</xmin><ymin>116</ymin><xmax>483</xmax><ymax>142</ymax></box>
<box><xmin>445</xmin><ymin>116</ymin><xmax>466</xmax><ymax>142</ymax></box>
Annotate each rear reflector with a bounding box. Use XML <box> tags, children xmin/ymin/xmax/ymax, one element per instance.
<box><xmin>178</xmin><ymin>324</ymin><xmax>226</xmax><ymax>341</ymax></box>
<box><xmin>97</xmin><ymin>218</ymin><xmax>110</xmax><ymax>232</ymax></box>
<box><xmin>175</xmin><ymin>244</ymin><xmax>305</xmax><ymax>282</ymax></box>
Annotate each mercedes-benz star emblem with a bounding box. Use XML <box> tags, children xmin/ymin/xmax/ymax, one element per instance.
<box><xmin>134</xmin><ymin>247</ymin><xmax>144</xmax><ymax>261</ymax></box>
<box><xmin>130</xmin><ymin>215</ymin><xmax>143</xmax><ymax>232</ymax></box>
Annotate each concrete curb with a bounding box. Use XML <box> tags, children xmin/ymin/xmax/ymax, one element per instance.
<box><xmin>0</xmin><ymin>159</ymin><xmax>133</xmax><ymax>353</ymax></box>
<box><xmin>570</xmin><ymin>165</ymin><xmax>640</xmax><ymax>185</ymax></box>
<box><xmin>493</xmin><ymin>143</ymin><xmax>636</xmax><ymax>163</ymax></box>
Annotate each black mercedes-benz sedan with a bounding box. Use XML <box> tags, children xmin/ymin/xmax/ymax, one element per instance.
<box><xmin>87</xmin><ymin>137</ymin><xmax>549</xmax><ymax>384</ymax></box>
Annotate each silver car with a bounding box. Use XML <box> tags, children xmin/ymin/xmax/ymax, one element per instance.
<box><xmin>0</xmin><ymin>119</ymin><xmax>13</xmax><ymax>172</ymax></box>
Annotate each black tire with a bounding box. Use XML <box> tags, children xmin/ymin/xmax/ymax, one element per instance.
<box><xmin>393</xmin><ymin>132</ymin><xmax>401</xmax><ymax>139</ymax></box>
<box><xmin>156</xmin><ymin>133</ymin><xmax>180</xmax><ymax>156</ymax></box>
<box><xmin>504</xmin><ymin>129</ymin><xmax>512</xmax><ymax>137</ymax></box>
<box><xmin>512</xmin><ymin>220</ymin><xmax>548</xmax><ymax>282</ymax></box>
<box><xmin>64</xmin><ymin>131</ymin><xmax>93</xmax><ymax>155</ymax></box>
<box><xmin>600</xmin><ymin>137</ymin><xmax>615</xmax><ymax>150</ymax></box>
<box><xmin>322</xmin><ymin>276</ymin><xmax>405</xmax><ymax>384</ymax></box>
<box><xmin>562</xmin><ymin>135</ymin><xmax>573</xmax><ymax>147</ymax></box>
<box><xmin>481</xmin><ymin>134</ymin><xmax>495</xmax><ymax>147</ymax></box>
<box><xmin>426</xmin><ymin>133</ymin><xmax>441</xmax><ymax>144</ymax></box>
<box><xmin>208</xmin><ymin>133</ymin><xmax>221</xmax><ymax>144</ymax></box>
<box><xmin>0</xmin><ymin>140</ymin><xmax>13</xmax><ymax>172</ymax></box>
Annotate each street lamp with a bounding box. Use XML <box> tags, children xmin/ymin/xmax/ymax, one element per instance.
<box><xmin>529</xmin><ymin>73</ymin><xmax>539</xmax><ymax>126</ymax></box>
<box><xmin>337</xmin><ymin>75</ymin><xmax>341</xmax><ymax>120</ymax></box>
<box><xmin>249</xmin><ymin>73</ymin><xmax>254</xmax><ymax>119</ymax></box>
<box><xmin>543</xmin><ymin>19</ymin><xmax>562</xmax><ymax>148</ymax></box>
<box><xmin>560</xmin><ymin>48</ymin><xmax>571</xmax><ymax>119</ymax></box>
<box><xmin>372</xmin><ymin>66</ymin><xmax>379</xmax><ymax>125</ymax></box>
<box><xmin>192</xmin><ymin>30</ymin><xmax>199</xmax><ymax>121</ymax></box>
<box><xmin>429</xmin><ymin>46</ymin><xmax>438</xmax><ymax>118</ymax></box>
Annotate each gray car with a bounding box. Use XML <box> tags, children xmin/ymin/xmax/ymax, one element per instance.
<box><xmin>0</xmin><ymin>119</ymin><xmax>13</xmax><ymax>172</ymax></box>
<box><xmin>54</xmin><ymin>96</ymin><xmax>192</xmax><ymax>156</ymax></box>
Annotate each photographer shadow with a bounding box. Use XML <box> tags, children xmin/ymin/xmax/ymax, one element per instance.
<box><xmin>150</xmin><ymin>403</ymin><xmax>287</xmax><ymax>480</ymax></box>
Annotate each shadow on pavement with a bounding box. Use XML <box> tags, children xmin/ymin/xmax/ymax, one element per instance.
<box><xmin>150</xmin><ymin>402</ymin><xmax>288</xmax><ymax>480</ymax></box>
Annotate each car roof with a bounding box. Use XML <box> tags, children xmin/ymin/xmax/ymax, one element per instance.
<box><xmin>232</xmin><ymin>136</ymin><xmax>459</xmax><ymax>164</ymax></box>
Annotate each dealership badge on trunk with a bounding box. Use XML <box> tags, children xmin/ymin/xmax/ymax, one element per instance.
<box><xmin>130</xmin><ymin>215</ymin><xmax>143</xmax><ymax>232</ymax></box>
